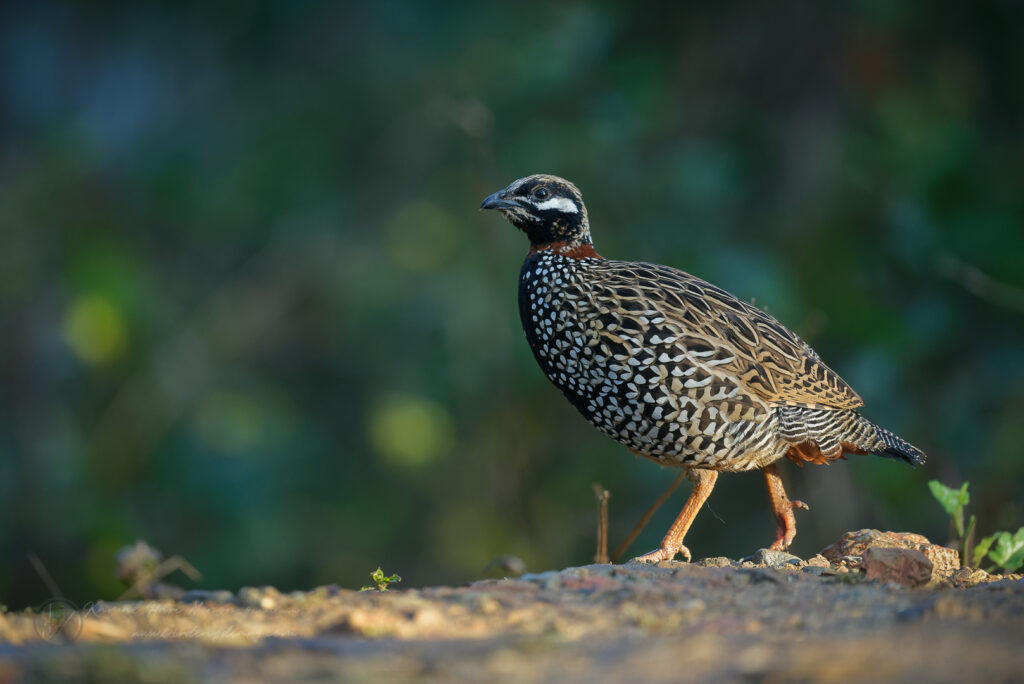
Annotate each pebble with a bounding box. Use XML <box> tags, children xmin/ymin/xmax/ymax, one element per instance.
<box><xmin>237</xmin><ymin>586</ymin><xmax>281</xmax><ymax>610</ymax></box>
<box><xmin>743</xmin><ymin>549</ymin><xmax>802</xmax><ymax>568</ymax></box>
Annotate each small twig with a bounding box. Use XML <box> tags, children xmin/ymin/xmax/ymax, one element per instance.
<box><xmin>118</xmin><ymin>555</ymin><xmax>203</xmax><ymax>600</ymax></box>
<box><xmin>28</xmin><ymin>553</ymin><xmax>64</xmax><ymax>599</ymax></box>
<box><xmin>611</xmin><ymin>471</ymin><xmax>686</xmax><ymax>563</ymax></box>
<box><xmin>593</xmin><ymin>484</ymin><xmax>610</xmax><ymax>564</ymax></box>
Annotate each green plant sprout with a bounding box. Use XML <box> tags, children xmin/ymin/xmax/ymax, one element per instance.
<box><xmin>976</xmin><ymin>529</ymin><xmax>1024</xmax><ymax>573</ymax></box>
<box><xmin>361</xmin><ymin>567</ymin><xmax>402</xmax><ymax>592</ymax></box>
<box><xmin>929</xmin><ymin>480</ymin><xmax>1024</xmax><ymax>573</ymax></box>
<box><xmin>928</xmin><ymin>480</ymin><xmax>975</xmax><ymax>565</ymax></box>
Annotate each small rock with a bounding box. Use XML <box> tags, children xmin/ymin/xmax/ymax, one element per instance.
<box><xmin>744</xmin><ymin>549</ymin><xmax>802</xmax><ymax>568</ymax></box>
<box><xmin>950</xmin><ymin>567</ymin><xmax>990</xmax><ymax>588</ymax></box>
<box><xmin>822</xmin><ymin>529</ymin><xmax>959</xmax><ymax>581</ymax></box>
<box><xmin>801</xmin><ymin>566</ymin><xmax>827</xmax><ymax>576</ymax></box>
<box><xmin>805</xmin><ymin>554</ymin><xmax>830</xmax><ymax>568</ymax></box>
<box><xmin>695</xmin><ymin>557</ymin><xmax>733</xmax><ymax>568</ymax></box>
<box><xmin>237</xmin><ymin>586</ymin><xmax>280</xmax><ymax>610</ymax></box>
<box><xmin>822</xmin><ymin>530</ymin><xmax>921</xmax><ymax>560</ymax></box>
<box><xmin>862</xmin><ymin>547</ymin><xmax>933</xmax><ymax>587</ymax></box>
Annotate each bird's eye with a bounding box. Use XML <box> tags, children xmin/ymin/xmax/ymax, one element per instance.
<box><xmin>533</xmin><ymin>187</ymin><xmax>549</xmax><ymax>200</ymax></box>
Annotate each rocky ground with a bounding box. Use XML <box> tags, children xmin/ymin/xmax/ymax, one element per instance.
<box><xmin>0</xmin><ymin>530</ymin><xmax>1021</xmax><ymax>683</ymax></box>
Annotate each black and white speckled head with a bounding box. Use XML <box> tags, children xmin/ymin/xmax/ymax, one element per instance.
<box><xmin>481</xmin><ymin>174</ymin><xmax>592</xmax><ymax>248</ymax></box>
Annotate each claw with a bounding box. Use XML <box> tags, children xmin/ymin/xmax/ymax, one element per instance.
<box><xmin>634</xmin><ymin>544</ymin><xmax>691</xmax><ymax>563</ymax></box>
<box><xmin>792</xmin><ymin>500</ymin><xmax>810</xmax><ymax>511</ymax></box>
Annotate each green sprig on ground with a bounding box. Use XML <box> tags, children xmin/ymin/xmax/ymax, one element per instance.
<box><xmin>929</xmin><ymin>480</ymin><xmax>1023</xmax><ymax>573</ymax></box>
<box><xmin>361</xmin><ymin>568</ymin><xmax>402</xmax><ymax>592</ymax></box>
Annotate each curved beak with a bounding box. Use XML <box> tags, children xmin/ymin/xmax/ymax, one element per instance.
<box><xmin>480</xmin><ymin>190</ymin><xmax>519</xmax><ymax>211</ymax></box>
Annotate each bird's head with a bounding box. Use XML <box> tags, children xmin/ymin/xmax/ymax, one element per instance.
<box><xmin>480</xmin><ymin>174</ymin><xmax>593</xmax><ymax>251</ymax></box>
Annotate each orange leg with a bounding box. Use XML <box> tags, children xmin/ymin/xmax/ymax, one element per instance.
<box><xmin>763</xmin><ymin>463</ymin><xmax>809</xmax><ymax>550</ymax></box>
<box><xmin>635</xmin><ymin>469</ymin><xmax>718</xmax><ymax>563</ymax></box>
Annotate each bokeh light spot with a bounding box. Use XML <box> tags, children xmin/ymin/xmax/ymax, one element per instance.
<box><xmin>369</xmin><ymin>395</ymin><xmax>454</xmax><ymax>468</ymax></box>
<box><xmin>62</xmin><ymin>295</ymin><xmax>128</xmax><ymax>365</ymax></box>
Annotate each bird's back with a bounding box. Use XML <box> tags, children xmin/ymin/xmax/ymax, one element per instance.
<box><xmin>519</xmin><ymin>251</ymin><xmax>868</xmax><ymax>470</ymax></box>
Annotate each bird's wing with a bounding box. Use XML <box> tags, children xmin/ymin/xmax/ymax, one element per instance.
<box><xmin>588</xmin><ymin>260</ymin><xmax>864</xmax><ymax>410</ymax></box>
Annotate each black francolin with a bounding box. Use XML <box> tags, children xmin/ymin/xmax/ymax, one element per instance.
<box><xmin>481</xmin><ymin>174</ymin><xmax>926</xmax><ymax>562</ymax></box>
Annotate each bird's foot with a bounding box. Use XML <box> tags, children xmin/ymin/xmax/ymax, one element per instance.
<box><xmin>769</xmin><ymin>500</ymin><xmax>809</xmax><ymax>551</ymax></box>
<box><xmin>633</xmin><ymin>543</ymin><xmax>692</xmax><ymax>564</ymax></box>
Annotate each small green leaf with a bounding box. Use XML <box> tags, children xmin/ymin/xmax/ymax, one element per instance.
<box><xmin>973</xmin><ymin>534</ymin><xmax>996</xmax><ymax>568</ymax></box>
<box><xmin>927</xmin><ymin>481</ymin><xmax>961</xmax><ymax>516</ymax></box>
<box><xmin>360</xmin><ymin>566</ymin><xmax>402</xmax><ymax>592</ymax></box>
<box><xmin>928</xmin><ymin>480</ymin><xmax>969</xmax><ymax>537</ymax></box>
<box><xmin>988</xmin><ymin>528</ymin><xmax>1024</xmax><ymax>573</ymax></box>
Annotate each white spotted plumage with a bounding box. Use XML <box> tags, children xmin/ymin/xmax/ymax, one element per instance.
<box><xmin>517</xmin><ymin>249</ymin><xmax>924</xmax><ymax>472</ymax></box>
<box><xmin>485</xmin><ymin>172</ymin><xmax>927</xmax><ymax>560</ymax></box>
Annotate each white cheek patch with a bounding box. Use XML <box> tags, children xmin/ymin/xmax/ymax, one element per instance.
<box><xmin>533</xmin><ymin>197</ymin><xmax>578</xmax><ymax>214</ymax></box>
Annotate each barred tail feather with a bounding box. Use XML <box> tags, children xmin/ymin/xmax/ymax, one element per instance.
<box><xmin>871</xmin><ymin>424</ymin><xmax>927</xmax><ymax>466</ymax></box>
<box><xmin>777</xmin><ymin>408</ymin><xmax>927</xmax><ymax>466</ymax></box>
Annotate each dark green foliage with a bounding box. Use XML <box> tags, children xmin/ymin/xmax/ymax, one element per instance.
<box><xmin>1</xmin><ymin>1</ymin><xmax>1022</xmax><ymax>607</ymax></box>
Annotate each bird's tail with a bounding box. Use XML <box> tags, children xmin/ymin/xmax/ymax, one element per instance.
<box><xmin>869</xmin><ymin>423</ymin><xmax>927</xmax><ymax>466</ymax></box>
<box><xmin>778</xmin><ymin>408</ymin><xmax>927</xmax><ymax>466</ymax></box>
<box><xmin>839</xmin><ymin>413</ymin><xmax>926</xmax><ymax>466</ymax></box>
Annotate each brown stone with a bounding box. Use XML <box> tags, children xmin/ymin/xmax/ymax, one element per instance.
<box><xmin>821</xmin><ymin>529</ymin><xmax>959</xmax><ymax>582</ymax></box>
<box><xmin>862</xmin><ymin>547</ymin><xmax>933</xmax><ymax>587</ymax></box>
<box><xmin>919</xmin><ymin>544</ymin><xmax>960</xmax><ymax>578</ymax></box>
<box><xmin>950</xmin><ymin>567</ymin><xmax>992</xmax><ymax>588</ymax></box>
<box><xmin>805</xmin><ymin>554</ymin><xmax>830</xmax><ymax>568</ymax></box>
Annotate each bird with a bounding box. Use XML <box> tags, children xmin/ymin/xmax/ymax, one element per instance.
<box><xmin>481</xmin><ymin>174</ymin><xmax>926</xmax><ymax>562</ymax></box>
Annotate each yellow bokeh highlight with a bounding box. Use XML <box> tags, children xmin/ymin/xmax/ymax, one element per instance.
<box><xmin>369</xmin><ymin>395</ymin><xmax>455</xmax><ymax>468</ymax></box>
<box><xmin>63</xmin><ymin>295</ymin><xmax>128</xmax><ymax>365</ymax></box>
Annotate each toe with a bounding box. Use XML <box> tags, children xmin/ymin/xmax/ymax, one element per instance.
<box><xmin>634</xmin><ymin>546</ymin><xmax>682</xmax><ymax>563</ymax></box>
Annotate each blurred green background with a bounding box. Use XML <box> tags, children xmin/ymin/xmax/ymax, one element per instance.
<box><xmin>2</xmin><ymin>1</ymin><xmax>1022</xmax><ymax>608</ymax></box>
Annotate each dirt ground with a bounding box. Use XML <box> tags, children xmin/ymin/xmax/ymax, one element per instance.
<box><xmin>1</xmin><ymin>535</ymin><xmax>1022</xmax><ymax>683</ymax></box>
